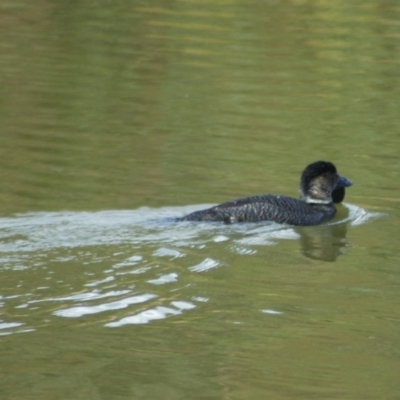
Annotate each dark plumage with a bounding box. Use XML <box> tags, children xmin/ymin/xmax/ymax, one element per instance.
<box><xmin>181</xmin><ymin>161</ymin><xmax>352</xmax><ymax>226</ymax></box>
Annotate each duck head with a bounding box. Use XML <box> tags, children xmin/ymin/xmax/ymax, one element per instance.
<box><xmin>299</xmin><ymin>161</ymin><xmax>352</xmax><ymax>204</ymax></box>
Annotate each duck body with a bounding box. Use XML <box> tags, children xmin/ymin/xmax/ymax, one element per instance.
<box><xmin>181</xmin><ymin>194</ymin><xmax>336</xmax><ymax>225</ymax></box>
<box><xmin>181</xmin><ymin>161</ymin><xmax>352</xmax><ymax>226</ymax></box>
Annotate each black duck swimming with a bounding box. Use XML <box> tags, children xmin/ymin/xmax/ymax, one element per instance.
<box><xmin>181</xmin><ymin>161</ymin><xmax>352</xmax><ymax>226</ymax></box>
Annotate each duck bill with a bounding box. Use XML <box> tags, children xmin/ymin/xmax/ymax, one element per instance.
<box><xmin>336</xmin><ymin>175</ymin><xmax>352</xmax><ymax>188</ymax></box>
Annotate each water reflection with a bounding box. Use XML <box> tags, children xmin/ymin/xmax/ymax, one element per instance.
<box><xmin>296</xmin><ymin>222</ymin><xmax>349</xmax><ymax>262</ymax></box>
<box><xmin>293</xmin><ymin>187</ymin><xmax>351</xmax><ymax>262</ymax></box>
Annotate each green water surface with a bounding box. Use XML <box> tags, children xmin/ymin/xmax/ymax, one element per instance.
<box><xmin>1</xmin><ymin>1</ymin><xmax>400</xmax><ymax>399</ymax></box>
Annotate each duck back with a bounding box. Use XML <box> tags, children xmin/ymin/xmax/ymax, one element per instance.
<box><xmin>181</xmin><ymin>194</ymin><xmax>336</xmax><ymax>226</ymax></box>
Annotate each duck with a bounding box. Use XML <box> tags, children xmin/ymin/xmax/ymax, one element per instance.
<box><xmin>181</xmin><ymin>161</ymin><xmax>352</xmax><ymax>226</ymax></box>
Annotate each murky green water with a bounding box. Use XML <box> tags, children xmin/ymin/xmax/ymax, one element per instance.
<box><xmin>1</xmin><ymin>1</ymin><xmax>400</xmax><ymax>399</ymax></box>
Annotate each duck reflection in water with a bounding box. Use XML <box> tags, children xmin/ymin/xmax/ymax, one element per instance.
<box><xmin>296</xmin><ymin>187</ymin><xmax>350</xmax><ymax>262</ymax></box>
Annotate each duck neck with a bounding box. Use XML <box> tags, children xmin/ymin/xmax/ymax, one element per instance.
<box><xmin>303</xmin><ymin>196</ymin><xmax>333</xmax><ymax>205</ymax></box>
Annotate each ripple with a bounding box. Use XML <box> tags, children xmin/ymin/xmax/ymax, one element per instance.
<box><xmin>147</xmin><ymin>273</ymin><xmax>178</xmax><ymax>285</ymax></box>
<box><xmin>0</xmin><ymin>321</ymin><xmax>25</xmax><ymax>336</ymax></box>
<box><xmin>189</xmin><ymin>257</ymin><xmax>220</xmax><ymax>272</ymax></box>
<box><xmin>344</xmin><ymin>203</ymin><xmax>385</xmax><ymax>226</ymax></box>
<box><xmin>0</xmin><ymin>321</ymin><xmax>23</xmax><ymax>330</ymax></box>
<box><xmin>40</xmin><ymin>290</ymin><xmax>131</xmax><ymax>303</ymax></box>
<box><xmin>106</xmin><ymin>300</ymin><xmax>196</xmax><ymax>327</ymax></box>
<box><xmin>152</xmin><ymin>247</ymin><xmax>184</xmax><ymax>258</ymax></box>
<box><xmin>54</xmin><ymin>293</ymin><xmax>157</xmax><ymax>318</ymax></box>
<box><xmin>262</xmin><ymin>309</ymin><xmax>283</xmax><ymax>315</ymax></box>
<box><xmin>85</xmin><ymin>276</ymin><xmax>115</xmax><ymax>287</ymax></box>
<box><xmin>213</xmin><ymin>235</ymin><xmax>229</xmax><ymax>242</ymax></box>
<box><xmin>113</xmin><ymin>255</ymin><xmax>143</xmax><ymax>269</ymax></box>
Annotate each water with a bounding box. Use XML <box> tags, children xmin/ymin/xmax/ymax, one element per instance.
<box><xmin>1</xmin><ymin>1</ymin><xmax>400</xmax><ymax>399</ymax></box>
<box><xmin>0</xmin><ymin>204</ymin><xmax>380</xmax><ymax>333</ymax></box>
